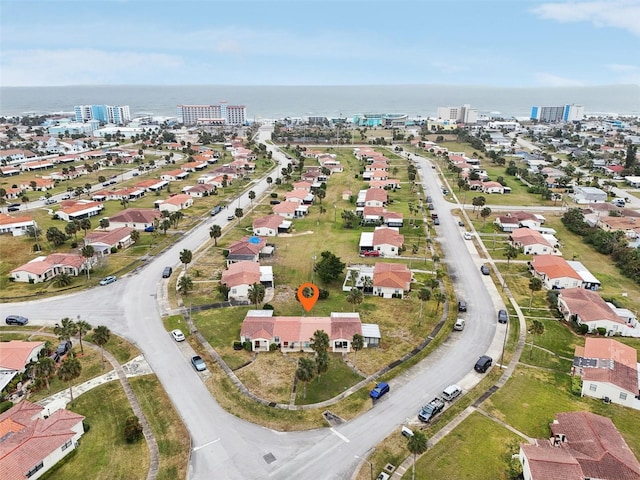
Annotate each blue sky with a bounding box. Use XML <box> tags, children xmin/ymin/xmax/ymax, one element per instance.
<box><xmin>1</xmin><ymin>0</ymin><xmax>638</xmax><ymax>87</ymax></box>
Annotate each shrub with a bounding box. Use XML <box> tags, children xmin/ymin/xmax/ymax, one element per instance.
<box><xmin>83</xmin><ymin>421</ymin><xmax>91</xmax><ymax>432</ymax></box>
<box><xmin>579</xmin><ymin>324</ymin><xmax>589</xmax><ymax>335</ymax></box>
<box><xmin>110</xmin><ymin>246</ymin><xmax>117</xmax><ymax>254</ymax></box>
<box><xmin>262</xmin><ymin>303</ymin><xmax>274</xmax><ymax>310</ymax></box>
<box><xmin>270</xmin><ymin>193</ymin><xmax>278</xmax><ymax>198</ymax></box>
<box><xmin>269</xmin><ymin>343</ymin><xmax>279</xmax><ymax>352</ymax></box>
<box><xmin>0</xmin><ymin>401</ymin><xmax>13</xmax><ymax>414</ymax></box>
<box><xmin>596</xmin><ymin>327</ymin><xmax>607</xmax><ymax>336</ymax></box>
<box><xmin>243</xmin><ymin>340</ymin><xmax>252</xmax><ymax>352</ymax></box>
<box><xmin>70</xmin><ymin>242</ymin><xmax>78</xmax><ymax>249</ymax></box>
<box><xmin>318</xmin><ymin>289</ymin><xmax>330</xmax><ymax>300</ymax></box>
<box><xmin>124</xmin><ymin>416</ymin><xmax>144</xmax><ymax>443</ymax></box>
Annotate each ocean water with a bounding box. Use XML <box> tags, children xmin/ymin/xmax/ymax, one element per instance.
<box><xmin>0</xmin><ymin>84</ymin><xmax>638</xmax><ymax>119</ymax></box>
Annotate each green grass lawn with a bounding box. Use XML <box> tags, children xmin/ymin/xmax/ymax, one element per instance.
<box><xmin>412</xmin><ymin>412</ymin><xmax>523</xmax><ymax>480</ymax></box>
<box><xmin>296</xmin><ymin>353</ymin><xmax>364</xmax><ymax>405</ymax></box>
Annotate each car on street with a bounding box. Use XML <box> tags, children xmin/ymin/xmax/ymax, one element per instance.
<box><xmin>474</xmin><ymin>355</ymin><xmax>493</xmax><ymax>373</ymax></box>
<box><xmin>99</xmin><ymin>275</ymin><xmax>117</xmax><ymax>286</ymax></box>
<box><xmin>442</xmin><ymin>384</ymin><xmax>462</xmax><ymax>402</ymax></box>
<box><xmin>5</xmin><ymin>315</ymin><xmax>29</xmax><ymax>326</ymax></box>
<box><xmin>162</xmin><ymin>266</ymin><xmax>173</xmax><ymax>278</ymax></box>
<box><xmin>171</xmin><ymin>329</ymin><xmax>185</xmax><ymax>342</ymax></box>
<box><xmin>464</xmin><ymin>232</ymin><xmax>473</xmax><ymax>240</ymax></box>
<box><xmin>427</xmin><ymin>203</ymin><xmax>434</xmax><ymax>210</ymax></box>
<box><xmin>132</xmin><ymin>171</ymin><xmax>139</xmax><ymax>176</ymax></box>
<box><xmin>191</xmin><ymin>355</ymin><xmax>206</xmax><ymax>371</ymax></box>
<box><xmin>361</xmin><ymin>250</ymin><xmax>380</xmax><ymax>257</ymax></box>
<box><xmin>369</xmin><ymin>382</ymin><xmax>390</xmax><ymax>399</ymax></box>
<box><xmin>458</xmin><ymin>220</ymin><xmax>465</xmax><ymax>227</ymax></box>
<box><xmin>453</xmin><ymin>318</ymin><xmax>465</xmax><ymax>331</ymax></box>
<box><xmin>458</xmin><ymin>300</ymin><xmax>467</xmax><ymax>312</ymax></box>
<box><xmin>227</xmin><ymin>214</ymin><xmax>235</xmax><ymax>221</ymax></box>
<box><xmin>480</xmin><ymin>265</ymin><xmax>490</xmax><ymax>275</ymax></box>
<box><xmin>8</xmin><ymin>204</ymin><xmax>20</xmax><ymax>212</ymax></box>
<box><xmin>433</xmin><ymin>218</ymin><xmax>440</xmax><ymax>225</ymax></box>
<box><xmin>44</xmin><ymin>198</ymin><xmax>58</xmax><ymax>205</ymax></box>
<box><xmin>498</xmin><ymin>309</ymin><xmax>509</xmax><ymax>324</ymax></box>
<box><xmin>210</xmin><ymin>206</ymin><xmax>222</xmax><ymax>216</ymax></box>
<box><xmin>61</xmin><ymin>194</ymin><xmax>71</xmax><ymax>200</ymax></box>
<box><xmin>418</xmin><ymin>397</ymin><xmax>445</xmax><ymax>422</ymax></box>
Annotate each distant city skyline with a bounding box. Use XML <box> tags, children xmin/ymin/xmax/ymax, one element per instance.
<box><xmin>1</xmin><ymin>0</ymin><xmax>639</xmax><ymax>88</ymax></box>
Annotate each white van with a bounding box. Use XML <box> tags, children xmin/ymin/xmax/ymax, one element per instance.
<box><xmin>442</xmin><ymin>384</ymin><xmax>462</xmax><ymax>402</ymax></box>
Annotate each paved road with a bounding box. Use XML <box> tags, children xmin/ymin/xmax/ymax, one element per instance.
<box><xmin>2</xmin><ymin>129</ymin><xmax>506</xmax><ymax>479</ymax></box>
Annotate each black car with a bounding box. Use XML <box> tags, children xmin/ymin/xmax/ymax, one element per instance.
<box><xmin>474</xmin><ymin>355</ymin><xmax>493</xmax><ymax>373</ymax></box>
<box><xmin>5</xmin><ymin>315</ymin><xmax>29</xmax><ymax>326</ymax></box>
<box><xmin>162</xmin><ymin>266</ymin><xmax>173</xmax><ymax>278</ymax></box>
<box><xmin>8</xmin><ymin>205</ymin><xmax>20</xmax><ymax>212</ymax></box>
<box><xmin>480</xmin><ymin>265</ymin><xmax>490</xmax><ymax>275</ymax></box>
<box><xmin>210</xmin><ymin>206</ymin><xmax>222</xmax><ymax>216</ymax></box>
<box><xmin>458</xmin><ymin>300</ymin><xmax>467</xmax><ymax>312</ymax></box>
<box><xmin>56</xmin><ymin>340</ymin><xmax>72</xmax><ymax>356</ymax></box>
<box><xmin>498</xmin><ymin>309</ymin><xmax>509</xmax><ymax>324</ymax></box>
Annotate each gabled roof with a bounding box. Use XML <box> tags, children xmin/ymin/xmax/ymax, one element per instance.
<box><xmin>0</xmin><ymin>341</ymin><xmax>44</xmax><ymax>370</ymax></box>
<box><xmin>221</xmin><ymin>261</ymin><xmax>261</xmax><ymax>287</ymax></box>
<box><xmin>160</xmin><ymin>194</ymin><xmax>192</xmax><ymax>206</ymax></box>
<box><xmin>576</xmin><ymin>338</ymin><xmax>639</xmax><ymax>395</ymax></box>
<box><xmin>0</xmin><ymin>213</ymin><xmax>34</xmax><ymax>226</ymax></box>
<box><xmin>531</xmin><ymin>255</ymin><xmax>581</xmax><ymax>280</ymax></box>
<box><xmin>559</xmin><ymin>288</ymin><xmax>621</xmax><ymax>324</ymax></box>
<box><xmin>510</xmin><ymin>228</ymin><xmax>552</xmax><ymax>247</ymax></box>
<box><xmin>85</xmin><ymin>227</ymin><xmax>133</xmax><ymax>246</ymax></box>
<box><xmin>373</xmin><ymin>226</ymin><xmax>404</xmax><ymax>247</ymax></box>
<box><xmin>11</xmin><ymin>253</ymin><xmax>85</xmax><ymax>275</ymax></box>
<box><xmin>272</xmin><ymin>202</ymin><xmax>298</xmax><ymax>214</ymax></box>
<box><xmin>253</xmin><ymin>214</ymin><xmax>284</xmax><ymax>231</ymax></box>
<box><xmin>228</xmin><ymin>236</ymin><xmax>267</xmax><ymax>256</ymax></box>
<box><xmin>109</xmin><ymin>208</ymin><xmax>161</xmax><ymax>224</ymax></box>
<box><xmin>365</xmin><ymin>189</ymin><xmax>387</xmax><ymax>203</ymax></box>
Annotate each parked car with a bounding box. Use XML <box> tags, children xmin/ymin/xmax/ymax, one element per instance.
<box><xmin>426</xmin><ymin>196</ymin><xmax>432</xmax><ymax>203</ymax></box>
<box><xmin>144</xmin><ymin>225</ymin><xmax>155</xmax><ymax>232</ymax></box>
<box><xmin>454</xmin><ymin>318</ymin><xmax>465</xmax><ymax>331</ymax></box>
<box><xmin>162</xmin><ymin>266</ymin><xmax>173</xmax><ymax>278</ymax></box>
<box><xmin>56</xmin><ymin>340</ymin><xmax>72</xmax><ymax>356</ymax></box>
<box><xmin>480</xmin><ymin>265</ymin><xmax>490</xmax><ymax>275</ymax></box>
<box><xmin>433</xmin><ymin>218</ymin><xmax>440</xmax><ymax>225</ymax></box>
<box><xmin>498</xmin><ymin>309</ymin><xmax>509</xmax><ymax>324</ymax></box>
<box><xmin>210</xmin><ymin>206</ymin><xmax>222</xmax><ymax>216</ymax></box>
<box><xmin>132</xmin><ymin>171</ymin><xmax>140</xmax><ymax>176</ymax></box>
<box><xmin>5</xmin><ymin>315</ymin><xmax>29</xmax><ymax>326</ymax></box>
<box><xmin>463</xmin><ymin>232</ymin><xmax>473</xmax><ymax>240</ymax></box>
<box><xmin>458</xmin><ymin>220</ymin><xmax>465</xmax><ymax>227</ymax></box>
<box><xmin>191</xmin><ymin>355</ymin><xmax>206</xmax><ymax>372</ymax></box>
<box><xmin>369</xmin><ymin>382</ymin><xmax>390</xmax><ymax>399</ymax></box>
<box><xmin>99</xmin><ymin>275</ymin><xmax>117</xmax><ymax>286</ymax></box>
<box><xmin>227</xmin><ymin>214</ymin><xmax>235</xmax><ymax>221</ymax></box>
<box><xmin>361</xmin><ymin>250</ymin><xmax>380</xmax><ymax>257</ymax></box>
<box><xmin>427</xmin><ymin>203</ymin><xmax>434</xmax><ymax>210</ymax></box>
<box><xmin>474</xmin><ymin>355</ymin><xmax>493</xmax><ymax>373</ymax></box>
<box><xmin>269</xmin><ymin>199</ymin><xmax>281</xmax><ymax>205</ymax></box>
<box><xmin>442</xmin><ymin>384</ymin><xmax>462</xmax><ymax>402</ymax></box>
<box><xmin>457</xmin><ymin>300</ymin><xmax>467</xmax><ymax>312</ymax></box>
<box><xmin>44</xmin><ymin>198</ymin><xmax>58</xmax><ymax>205</ymax></box>
<box><xmin>418</xmin><ymin>397</ymin><xmax>445</xmax><ymax>422</ymax></box>
<box><xmin>8</xmin><ymin>205</ymin><xmax>20</xmax><ymax>212</ymax></box>
<box><xmin>171</xmin><ymin>329</ymin><xmax>185</xmax><ymax>342</ymax></box>
<box><xmin>61</xmin><ymin>194</ymin><xmax>71</xmax><ymax>200</ymax></box>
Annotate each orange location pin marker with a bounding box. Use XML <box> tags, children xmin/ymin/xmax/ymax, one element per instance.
<box><xmin>297</xmin><ymin>282</ymin><xmax>320</xmax><ymax>312</ymax></box>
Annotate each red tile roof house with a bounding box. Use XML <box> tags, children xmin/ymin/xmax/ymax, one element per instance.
<box><xmin>518</xmin><ymin>411</ymin><xmax>640</xmax><ymax>480</ymax></box>
<box><xmin>372</xmin><ymin>226</ymin><xmax>404</xmax><ymax>257</ymax></box>
<box><xmin>0</xmin><ymin>213</ymin><xmax>37</xmax><ymax>237</ymax></box>
<box><xmin>10</xmin><ymin>253</ymin><xmax>92</xmax><ymax>283</ymax></box>
<box><xmin>529</xmin><ymin>255</ymin><xmax>583</xmax><ymax>290</ymax></box>
<box><xmin>157</xmin><ymin>194</ymin><xmax>193</xmax><ymax>213</ymax></box>
<box><xmin>182</xmin><ymin>183</ymin><xmax>216</xmax><ymax>198</ymax></box>
<box><xmin>510</xmin><ymin>228</ymin><xmax>558</xmax><ymax>256</ymax></box>
<box><xmin>494</xmin><ymin>211</ymin><xmax>544</xmax><ymax>232</ymax></box>
<box><xmin>284</xmin><ymin>189</ymin><xmax>314</xmax><ymax>204</ymax></box>
<box><xmin>481</xmin><ymin>181</ymin><xmax>508</xmax><ymax>194</ymax></box>
<box><xmin>573</xmin><ymin>338</ymin><xmax>640</xmax><ymax>409</ymax></box>
<box><xmin>55</xmin><ymin>200</ymin><xmax>104</xmax><ymax>222</ymax></box>
<box><xmin>0</xmin><ymin>341</ymin><xmax>45</xmax><ymax>392</ymax></box>
<box><xmin>364</xmin><ymin>188</ymin><xmax>387</xmax><ymax>207</ymax></box>
<box><xmin>135</xmin><ymin>179</ymin><xmax>168</xmax><ymax>192</ymax></box>
<box><xmin>252</xmin><ymin>214</ymin><xmax>291</xmax><ymax>237</ymax></box>
<box><xmin>558</xmin><ymin>288</ymin><xmax>640</xmax><ymax>337</ymax></box>
<box><xmin>84</xmin><ymin>227</ymin><xmax>134</xmax><ymax>255</ymax></box>
<box><xmin>160</xmin><ymin>169</ymin><xmax>190</xmax><ymax>181</ymax></box>
<box><xmin>292</xmin><ymin>181</ymin><xmax>313</xmax><ymax>191</ymax></box>
<box><xmin>221</xmin><ymin>261</ymin><xmax>274</xmax><ymax>302</ymax></box>
<box><xmin>226</xmin><ymin>236</ymin><xmax>270</xmax><ymax>265</ymax></box>
<box><xmin>21</xmin><ymin>178</ymin><xmax>55</xmax><ymax>191</ymax></box>
<box><xmin>372</xmin><ymin>263</ymin><xmax>412</xmax><ymax>298</ymax></box>
<box><xmin>240</xmin><ymin>310</ymin><xmax>363</xmax><ymax>353</ymax></box>
<box><xmin>108</xmin><ymin>208</ymin><xmax>161</xmax><ymax>231</ymax></box>
<box><xmin>272</xmin><ymin>201</ymin><xmax>308</xmax><ymax>219</ymax></box>
<box><xmin>0</xmin><ymin>401</ymin><xmax>86</xmax><ymax>480</ymax></box>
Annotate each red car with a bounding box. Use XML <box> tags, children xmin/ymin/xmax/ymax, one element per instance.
<box><xmin>362</xmin><ymin>250</ymin><xmax>380</xmax><ymax>257</ymax></box>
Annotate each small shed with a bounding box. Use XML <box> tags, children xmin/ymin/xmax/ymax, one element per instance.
<box><xmin>362</xmin><ymin>323</ymin><xmax>381</xmax><ymax>348</ymax></box>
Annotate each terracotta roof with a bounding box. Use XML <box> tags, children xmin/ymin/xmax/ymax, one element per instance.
<box><xmin>109</xmin><ymin>208</ymin><xmax>161</xmax><ymax>224</ymax></box>
<box><xmin>583</xmin><ymin>338</ymin><xmax>638</xmax><ymax>370</ymax></box>
<box><xmin>221</xmin><ymin>261</ymin><xmax>261</xmax><ymax>287</ymax></box>
<box><xmin>510</xmin><ymin>228</ymin><xmax>552</xmax><ymax>247</ymax></box>
<box><xmin>85</xmin><ymin>227</ymin><xmax>133</xmax><ymax>246</ymax></box>
<box><xmin>578</xmin><ymin>338</ymin><xmax>639</xmax><ymax>394</ymax></box>
<box><xmin>0</xmin><ymin>401</ymin><xmax>85</xmax><ymax>479</ymax></box>
<box><xmin>0</xmin><ymin>341</ymin><xmax>44</xmax><ymax>370</ymax></box>
<box><xmin>284</xmin><ymin>189</ymin><xmax>308</xmax><ymax>200</ymax></box>
<box><xmin>373</xmin><ymin>263</ymin><xmax>411</xmax><ymax>289</ymax></box>
<box><xmin>161</xmin><ymin>194</ymin><xmax>192</xmax><ymax>206</ymax></box>
<box><xmin>11</xmin><ymin>253</ymin><xmax>85</xmax><ymax>275</ymax></box>
<box><xmin>59</xmin><ymin>200</ymin><xmax>103</xmax><ymax>216</ymax></box>
<box><xmin>0</xmin><ymin>213</ymin><xmax>34</xmax><ymax>226</ymax></box>
<box><xmin>531</xmin><ymin>255</ymin><xmax>581</xmax><ymax>280</ymax></box>
<box><xmin>292</xmin><ymin>181</ymin><xmax>312</xmax><ymax>190</ymax></box>
<box><xmin>362</xmin><ymin>206</ymin><xmax>384</xmax><ymax>217</ymax></box>
<box><xmin>228</xmin><ymin>236</ymin><xmax>267</xmax><ymax>256</ymax></box>
<box><xmin>253</xmin><ymin>214</ymin><xmax>283</xmax><ymax>231</ymax></box>
<box><xmin>365</xmin><ymin>189</ymin><xmax>387</xmax><ymax>202</ymax></box>
<box><xmin>273</xmin><ymin>202</ymin><xmax>298</xmax><ymax>214</ymax></box>
<box><xmin>373</xmin><ymin>227</ymin><xmax>404</xmax><ymax>247</ymax></box>
<box><xmin>559</xmin><ymin>288</ymin><xmax>621</xmax><ymax>324</ymax></box>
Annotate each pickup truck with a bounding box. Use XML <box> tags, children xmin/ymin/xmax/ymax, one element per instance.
<box><xmin>418</xmin><ymin>397</ymin><xmax>445</xmax><ymax>422</ymax></box>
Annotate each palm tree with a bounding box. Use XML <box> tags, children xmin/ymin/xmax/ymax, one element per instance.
<box><xmin>351</xmin><ymin>333</ymin><xmax>364</xmax><ymax>367</ymax></box>
<box><xmin>295</xmin><ymin>357</ymin><xmax>315</xmax><ymax>398</ymax></box>
<box><xmin>81</xmin><ymin>245</ymin><xmax>95</xmax><ymax>279</ymax></box>
<box><xmin>130</xmin><ymin>229</ymin><xmax>140</xmax><ymax>244</ymax></box>
<box><xmin>58</xmin><ymin>355</ymin><xmax>82</xmax><ymax>404</ymax></box>
<box><xmin>349</xmin><ymin>269</ymin><xmax>359</xmax><ymax>288</ymax></box>
<box><xmin>417</xmin><ymin>288</ymin><xmax>431</xmax><ymax>326</ymax></box>
<box><xmin>93</xmin><ymin>325</ymin><xmax>111</xmax><ymax>369</ymax></box>
<box><xmin>209</xmin><ymin>224</ymin><xmax>222</xmax><ymax>246</ymax></box>
<box><xmin>54</xmin><ymin>317</ymin><xmax>78</xmax><ymax>342</ymax></box>
<box><xmin>79</xmin><ymin>218</ymin><xmax>91</xmax><ymax>237</ymax></box>
<box><xmin>75</xmin><ymin>319</ymin><xmax>92</xmax><ymax>354</ymax></box>
<box><xmin>179</xmin><ymin>248</ymin><xmax>193</xmax><ymax>272</ymax></box>
<box><xmin>65</xmin><ymin>221</ymin><xmax>78</xmax><ymax>241</ymax></box>
<box><xmin>315</xmin><ymin>351</ymin><xmax>329</xmax><ymax>380</ymax></box>
<box><xmin>529</xmin><ymin>276</ymin><xmax>543</xmax><ymax>308</ymax></box>
<box><xmin>362</xmin><ymin>275</ymin><xmax>373</xmax><ymax>294</ymax></box>
<box><xmin>248</xmin><ymin>190</ymin><xmax>256</xmax><ymax>205</ymax></box>
<box><xmin>99</xmin><ymin>218</ymin><xmax>110</xmax><ymax>229</ymax></box>
<box><xmin>346</xmin><ymin>288</ymin><xmax>364</xmax><ymax>312</ymax></box>
<box><xmin>178</xmin><ymin>275</ymin><xmax>194</xmax><ymax>296</ymax></box>
<box><xmin>504</xmin><ymin>244</ymin><xmax>519</xmax><ymax>268</ymax></box>
<box><xmin>480</xmin><ymin>206</ymin><xmax>492</xmax><ymax>227</ymax></box>
<box><xmin>53</xmin><ymin>273</ymin><xmax>73</xmax><ymax>288</ymax></box>
<box><xmin>310</xmin><ymin>330</ymin><xmax>330</xmax><ymax>356</ymax></box>
<box><xmin>433</xmin><ymin>291</ymin><xmax>446</xmax><ymax>313</ymax></box>
<box><xmin>35</xmin><ymin>356</ymin><xmax>56</xmax><ymax>392</ymax></box>
<box><xmin>248</xmin><ymin>283</ymin><xmax>266</xmax><ymax>308</ymax></box>
<box><xmin>407</xmin><ymin>431</ymin><xmax>428</xmax><ymax>480</ymax></box>
<box><xmin>529</xmin><ymin>319</ymin><xmax>545</xmax><ymax>358</ymax></box>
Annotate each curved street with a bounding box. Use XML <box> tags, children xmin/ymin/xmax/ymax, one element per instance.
<box><xmin>3</xmin><ymin>128</ymin><xmax>508</xmax><ymax>479</ymax></box>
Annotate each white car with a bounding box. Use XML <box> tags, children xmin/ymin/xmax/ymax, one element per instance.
<box><xmin>454</xmin><ymin>318</ymin><xmax>465</xmax><ymax>331</ymax></box>
<box><xmin>463</xmin><ymin>232</ymin><xmax>473</xmax><ymax>240</ymax></box>
<box><xmin>171</xmin><ymin>329</ymin><xmax>185</xmax><ymax>342</ymax></box>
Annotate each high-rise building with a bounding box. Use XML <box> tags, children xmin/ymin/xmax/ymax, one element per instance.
<box><xmin>74</xmin><ymin>104</ymin><xmax>131</xmax><ymax>125</ymax></box>
<box><xmin>177</xmin><ymin>102</ymin><xmax>246</xmax><ymax>126</ymax></box>
<box><xmin>436</xmin><ymin>104</ymin><xmax>478</xmax><ymax>124</ymax></box>
<box><xmin>530</xmin><ymin>104</ymin><xmax>584</xmax><ymax>123</ymax></box>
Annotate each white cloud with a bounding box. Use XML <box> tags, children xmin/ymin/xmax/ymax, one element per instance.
<box><xmin>607</xmin><ymin>63</ymin><xmax>639</xmax><ymax>72</ymax></box>
<box><xmin>531</xmin><ymin>1</ymin><xmax>640</xmax><ymax>36</ymax></box>
<box><xmin>534</xmin><ymin>72</ymin><xmax>586</xmax><ymax>86</ymax></box>
<box><xmin>1</xmin><ymin>49</ymin><xmax>183</xmax><ymax>86</ymax></box>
